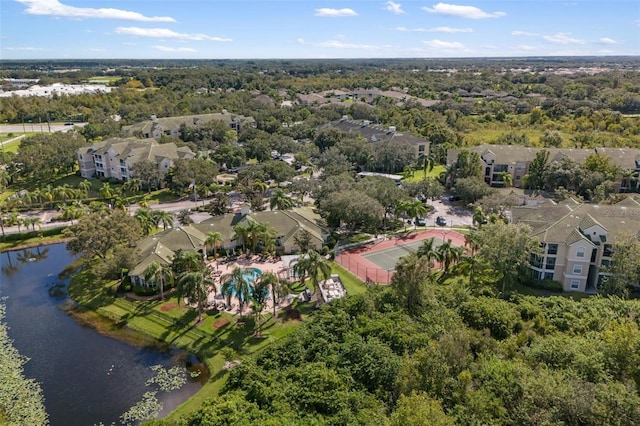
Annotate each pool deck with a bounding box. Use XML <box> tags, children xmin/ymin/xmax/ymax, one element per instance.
<box><xmin>186</xmin><ymin>255</ymin><xmax>295</xmax><ymax>316</ymax></box>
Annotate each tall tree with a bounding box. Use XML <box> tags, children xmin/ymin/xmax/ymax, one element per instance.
<box><xmin>391</xmin><ymin>253</ymin><xmax>432</xmax><ymax>315</ymax></box>
<box><xmin>150</xmin><ymin>209</ymin><xmax>174</xmax><ymax>230</ymax></box>
<box><xmin>292</xmin><ymin>249</ymin><xmax>331</xmax><ymax>301</ymax></box>
<box><xmin>221</xmin><ymin>266</ymin><xmax>252</xmax><ymax>318</ymax></box>
<box><xmin>143</xmin><ymin>260</ymin><xmax>173</xmax><ymax>300</ymax></box>
<box><xmin>269</xmin><ymin>188</ymin><xmax>295</xmax><ymax>211</ymax></box>
<box><xmin>205</xmin><ymin>231</ymin><xmax>223</xmax><ymax>260</ymax></box>
<box><xmin>473</xmin><ymin>222</ymin><xmax>541</xmax><ymax>292</ymax></box>
<box><xmin>177</xmin><ymin>271</ymin><xmax>212</xmax><ymax>323</ymax></box>
<box><xmin>601</xmin><ymin>233</ymin><xmax>640</xmax><ymax>297</ymax></box>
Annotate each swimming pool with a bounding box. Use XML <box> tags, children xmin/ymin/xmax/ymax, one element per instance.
<box><xmin>227</xmin><ymin>268</ymin><xmax>264</xmax><ymax>297</ymax></box>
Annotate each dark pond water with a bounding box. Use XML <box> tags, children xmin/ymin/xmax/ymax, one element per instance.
<box><xmin>0</xmin><ymin>243</ymin><xmax>203</xmax><ymax>425</ymax></box>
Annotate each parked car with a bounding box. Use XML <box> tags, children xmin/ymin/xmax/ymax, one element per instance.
<box><xmin>448</xmin><ymin>194</ymin><xmax>461</xmax><ymax>202</ymax></box>
<box><xmin>436</xmin><ymin>216</ymin><xmax>447</xmax><ymax>226</ymax></box>
<box><xmin>414</xmin><ymin>217</ymin><xmax>426</xmax><ymax>226</ymax></box>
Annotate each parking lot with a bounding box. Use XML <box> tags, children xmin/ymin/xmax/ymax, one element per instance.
<box><xmin>425</xmin><ymin>197</ymin><xmax>473</xmax><ymax>227</ymax></box>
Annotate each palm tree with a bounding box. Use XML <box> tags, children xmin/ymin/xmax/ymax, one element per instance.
<box><xmin>472</xmin><ymin>207</ymin><xmax>486</xmax><ymax>229</ymax></box>
<box><xmin>99</xmin><ymin>182</ymin><xmax>115</xmax><ymax>201</ymax></box>
<box><xmin>171</xmin><ymin>250</ymin><xmax>205</xmax><ymax>279</ymax></box>
<box><xmin>499</xmin><ymin>171</ymin><xmax>513</xmax><ymax>188</ymax></box>
<box><xmin>249</xmin><ymin>276</ymin><xmax>271</xmax><ymax>336</ymax></box>
<box><xmin>401</xmin><ymin>200</ymin><xmax>427</xmax><ymax>230</ymax></box>
<box><xmin>418</xmin><ymin>152</ymin><xmax>435</xmax><ymax>179</ymax></box>
<box><xmin>177</xmin><ymin>209</ymin><xmax>193</xmax><ymax>225</ymax></box>
<box><xmin>123</xmin><ymin>178</ymin><xmax>141</xmax><ymax>196</ymax></box>
<box><xmin>77</xmin><ymin>179</ymin><xmax>92</xmax><ymax>198</ymax></box>
<box><xmin>260</xmin><ymin>272</ymin><xmax>290</xmax><ymax>318</ymax></box>
<box><xmin>233</xmin><ymin>223</ymin><xmax>249</xmax><ymax>254</ymax></box>
<box><xmin>436</xmin><ymin>240</ymin><xmax>462</xmax><ymax>275</ymax></box>
<box><xmin>293</xmin><ymin>228</ymin><xmax>313</xmax><ymax>254</ymax></box>
<box><xmin>416</xmin><ymin>237</ymin><xmax>438</xmax><ymax>271</ymax></box>
<box><xmin>22</xmin><ymin>216</ymin><xmax>41</xmax><ymax>234</ymax></box>
<box><xmin>144</xmin><ymin>261</ymin><xmax>173</xmax><ymax>300</ymax></box>
<box><xmin>151</xmin><ymin>209</ymin><xmax>174</xmax><ymax>230</ymax></box>
<box><xmin>454</xmin><ymin>254</ymin><xmax>481</xmax><ymax>288</ymax></box>
<box><xmin>134</xmin><ymin>208</ymin><xmax>155</xmax><ymax>235</ymax></box>
<box><xmin>292</xmin><ymin>249</ymin><xmax>331</xmax><ymax>302</ymax></box>
<box><xmin>257</xmin><ymin>222</ymin><xmax>278</xmax><ymax>254</ymax></box>
<box><xmin>205</xmin><ymin>231</ymin><xmax>223</xmax><ymax>260</ymax></box>
<box><xmin>221</xmin><ymin>266</ymin><xmax>251</xmax><ymax>318</ymax></box>
<box><xmin>269</xmin><ymin>188</ymin><xmax>295</xmax><ymax>211</ymax></box>
<box><xmin>54</xmin><ymin>184</ymin><xmax>76</xmax><ymax>203</ymax></box>
<box><xmin>246</xmin><ymin>219</ymin><xmax>262</xmax><ymax>254</ymax></box>
<box><xmin>252</xmin><ymin>179</ymin><xmax>268</xmax><ymax>194</ymax></box>
<box><xmin>42</xmin><ymin>185</ymin><xmax>55</xmax><ymax>209</ymax></box>
<box><xmin>177</xmin><ymin>271</ymin><xmax>212</xmax><ymax>323</ymax></box>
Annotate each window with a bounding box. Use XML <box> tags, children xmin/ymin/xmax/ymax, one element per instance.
<box><xmin>530</xmin><ymin>253</ymin><xmax>543</xmax><ymax>268</ymax></box>
<box><xmin>576</xmin><ymin>247</ymin><xmax>585</xmax><ymax>258</ymax></box>
<box><xmin>418</xmin><ymin>145</ymin><xmax>426</xmax><ymax>153</ymax></box>
<box><xmin>573</xmin><ymin>265</ymin><xmax>582</xmax><ymax>274</ymax></box>
<box><xmin>601</xmin><ymin>259</ymin><xmax>610</xmax><ymax>268</ymax></box>
<box><xmin>570</xmin><ymin>280</ymin><xmax>580</xmax><ymax>290</ymax></box>
<box><xmin>603</xmin><ymin>244</ymin><xmax>613</xmax><ymax>257</ymax></box>
<box><xmin>544</xmin><ymin>272</ymin><xmax>554</xmax><ymax>280</ymax></box>
<box><xmin>547</xmin><ymin>244</ymin><xmax>558</xmax><ymax>255</ymax></box>
<box><xmin>545</xmin><ymin>257</ymin><xmax>556</xmax><ymax>270</ymax></box>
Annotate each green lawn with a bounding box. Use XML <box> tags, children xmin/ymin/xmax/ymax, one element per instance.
<box><xmin>402</xmin><ymin>164</ymin><xmax>446</xmax><ymax>183</ymax></box>
<box><xmin>66</xmin><ymin>260</ymin><xmax>366</xmax><ymax>421</ymax></box>
<box><xmin>1</xmin><ymin>138</ymin><xmax>22</xmax><ymax>153</ymax></box>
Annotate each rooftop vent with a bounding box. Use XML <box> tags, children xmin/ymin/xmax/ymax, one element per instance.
<box><xmin>150</xmin><ymin>115</ymin><xmax>157</xmax><ymax>121</ymax></box>
<box><xmin>388</xmin><ymin>126</ymin><xmax>396</xmax><ymax>133</ymax></box>
<box><xmin>341</xmin><ymin>115</ymin><xmax>348</xmax><ymax>121</ymax></box>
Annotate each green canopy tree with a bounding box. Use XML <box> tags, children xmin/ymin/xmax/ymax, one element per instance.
<box><xmin>143</xmin><ymin>260</ymin><xmax>173</xmax><ymax>300</ymax></box>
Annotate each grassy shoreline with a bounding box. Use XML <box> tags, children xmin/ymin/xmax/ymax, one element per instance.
<box><xmin>66</xmin><ymin>261</ymin><xmax>366</xmax><ymax>421</ymax></box>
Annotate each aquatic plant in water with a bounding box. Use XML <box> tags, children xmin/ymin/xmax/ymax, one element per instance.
<box><xmin>145</xmin><ymin>364</ymin><xmax>187</xmax><ymax>392</ymax></box>
<box><xmin>119</xmin><ymin>391</ymin><xmax>162</xmax><ymax>425</ymax></box>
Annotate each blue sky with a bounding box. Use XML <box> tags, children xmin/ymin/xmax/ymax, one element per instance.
<box><xmin>1</xmin><ymin>0</ymin><xmax>639</xmax><ymax>59</ymax></box>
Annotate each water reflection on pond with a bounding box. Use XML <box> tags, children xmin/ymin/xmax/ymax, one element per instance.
<box><xmin>1</xmin><ymin>244</ymin><xmax>203</xmax><ymax>425</ymax></box>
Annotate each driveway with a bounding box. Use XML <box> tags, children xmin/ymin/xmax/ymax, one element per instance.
<box><xmin>426</xmin><ymin>197</ymin><xmax>473</xmax><ymax>227</ymax></box>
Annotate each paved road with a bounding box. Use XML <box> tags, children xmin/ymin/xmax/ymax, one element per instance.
<box><xmin>1</xmin><ymin>198</ymin><xmax>206</xmax><ymax>236</ymax></box>
<box><xmin>0</xmin><ymin>122</ymin><xmax>87</xmax><ymax>134</ymax></box>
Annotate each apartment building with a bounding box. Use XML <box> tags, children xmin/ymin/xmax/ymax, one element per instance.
<box><xmin>77</xmin><ymin>137</ymin><xmax>194</xmax><ymax>180</ymax></box>
<box><xmin>121</xmin><ymin>111</ymin><xmax>256</xmax><ymax>140</ymax></box>
<box><xmin>447</xmin><ymin>145</ymin><xmax>640</xmax><ymax>192</ymax></box>
<box><xmin>511</xmin><ymin>197</ymin><xmax>640</xmax><ymax>292</ymax></box>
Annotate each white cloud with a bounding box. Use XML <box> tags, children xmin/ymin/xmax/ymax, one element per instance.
<box><xmin>297</xmin><ymin>38</ymin><xmax>305</xmax><ymax>44</ymax></box>
<box><xmin>4</xmin><ymin>46</ymin><xmax>44</xmax><ymax>51</ymax></box>
<box><xmin>428</xmin><ymin>26</ymin><xmax>472</xmax><ymax>33</ymax></box>
<box><xmin>152</xmin><ymin>45</ymin><xmax>196</xmax><ymax>53</ymax></box>
<box><xmin>314</xmin><ymin>8</ymin><xmax>358</xmax><ymax>17</ymax></box>
<box><xmin>511</xmin><ymin>31</ymin><xmax>538</xmax><ymax>37</ymax></box>
<box><xmin>542</xmin><ymin>32</ymin><xmax>585</xmax><ymax>44</ymax></box>
<box><xmin>384</xmin><ymin>1</ymin><xmax>404</xmax><ymax>14</ymax></box>
<box><xmin>423</xmin><ymin>39</ymin><xmax>465</xmax><ymax>49</ymax></box>
<box><xmin>396</xmin><ymin>26</ymin><xmax>471</xmax><ymax>33</ymax></box>
<box><xmin>114</xmin><ymin>27</ymin><xmax>231</xmax><ymax>42</ymax></box>
<box><xmin>598</xmin><ymin>37</ymin><xmax>617</xmax><ymax>44</ymax></box>
<box><xmin>17</xmin><ymin>0</ymin><xmax>175</xmax><ymax>22</ymax></box>
<box><xmin>422</xmin><ymin>3</ymin><xmax>505</xmax><ymax>19</ymax></box>
<box><xmin>317</xmin><ymin>40</ymin><xmax>380</xmax><ymax>50</ymax></box>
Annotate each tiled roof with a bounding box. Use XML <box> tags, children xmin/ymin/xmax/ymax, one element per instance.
<box><xmin>512</xmin><ymin>202</ymin><xmax>640</xmax><ymax>245</ymax></box>
<box><xmin>325</xmin><ymin>119</ymin><xmax>429</xmax><ymax>148</ymax></box>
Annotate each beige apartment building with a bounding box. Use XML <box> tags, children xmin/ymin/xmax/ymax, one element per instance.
<box><xmin>77</xmin><ymin>137</ymin><xmax>194</xmax><ymax>180</ymax></box>
<box><xmin>447</xmin><ymin>145</ymin><xmax>640</xmax><ymax>192</ymax></box>
<box><xmin>121</xmin><ymin>112</ymin><xmax>256</xmax><ymax>141</ymax></box>
<box><xmin>511</xmin><ymin>197</ymin><xmax>640</xmax><ymax>292</ymax></box>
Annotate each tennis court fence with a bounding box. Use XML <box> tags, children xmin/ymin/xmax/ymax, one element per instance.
<box><xmin>335</xmin><ymin>252</ymin><xmax>394</xmax><ymax>284</ymax></box>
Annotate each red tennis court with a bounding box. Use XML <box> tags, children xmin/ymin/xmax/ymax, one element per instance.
<box><xmin>335</xmin><ymin>229</ymin><xmax>466</xmax><ymax>284</ymax></box>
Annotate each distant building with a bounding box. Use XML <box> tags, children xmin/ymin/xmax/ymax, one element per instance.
<box><xmin>121</xmin><ymin>112</ymin><xmax>256</xmax><ymax>140</ymax></box>
<box><xmin>325</xmin><ymin>117</ymin><xmax>429</xmax><ymax>158</ymax></box>
<box><xmin>0</xmin><ymin>82</ymin><xmax>111</xmax><ymax>98</ymax></box>
<box><xmin>77</xmin><ymin>137</ymin><xmax>194</xmax><ymax>180</ymax></box>
<box><xmin>447</xmin><ymin>144</ymin><xmax>640</xmax><ymax>192</ymax></box>
<box><xmin>511</xmin><ymin>197</ymin><xmax>640</xmax><ymax>292</ymax></box>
